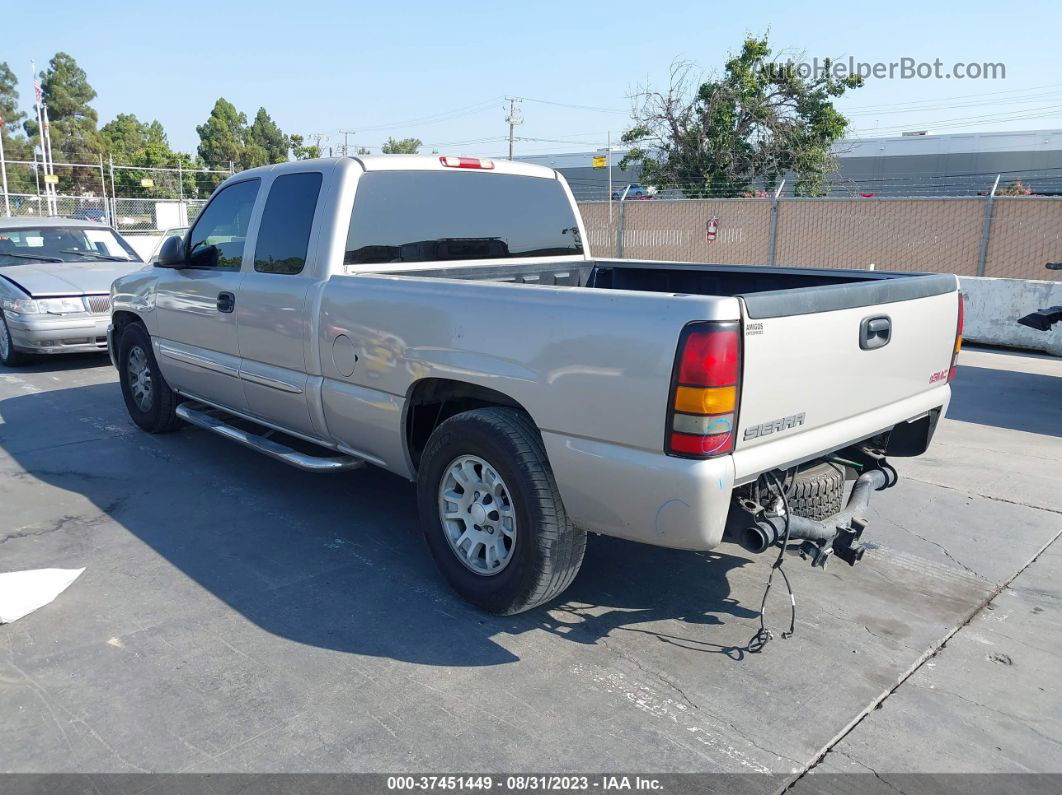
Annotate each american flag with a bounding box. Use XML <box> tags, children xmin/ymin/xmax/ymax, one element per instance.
<box><xmin>34</xmin><ymin>78</ymin><xmax>42</xmax><ymax>104</ymax></box>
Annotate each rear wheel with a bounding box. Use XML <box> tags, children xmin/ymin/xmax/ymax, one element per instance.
<box><xmin>118</xmin><ymin>323</ymin><xmax>182</xmax><ymax>433</ymax></box>
<box><xmin>416</xmin><ymin>407</ymin><xmax>585</xmax><ymax>615</ymax></box>
<box><xmin>0</xmin><ymin>312</ymin><xmax>31</xmax><ymax>367</ymax></box>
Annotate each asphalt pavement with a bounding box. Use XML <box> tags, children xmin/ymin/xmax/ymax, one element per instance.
<box><xmin>1</xmin><ymin>346</ymin><xmax>1060</xmax><ymax>788</ymax></box>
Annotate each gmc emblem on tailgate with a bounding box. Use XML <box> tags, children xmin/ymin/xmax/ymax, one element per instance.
<box><xmin>743</xmin><ymin>412</ymin><xmax>807</xmax><ymax>441</ymax></box>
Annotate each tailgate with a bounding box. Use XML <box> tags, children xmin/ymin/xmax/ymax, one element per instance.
<box><xmin>736</xmin><ymin>274</ymin><xmax>959</xmax><ymax>452</ymax></box>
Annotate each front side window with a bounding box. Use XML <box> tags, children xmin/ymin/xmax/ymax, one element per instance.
<box><xmin>254</xmin><ymin>172</ymin><xmax>323</xmax><ymax>274</ymax></box>
<box><xmin>187</xmin><ymin>179</ymin><xmax>260</xmax><ymax>269</ymax></box>
<box><xmin>345</xmin><ymin>171</ymin><xmax>583</xmax><ymax>265</ymax></box>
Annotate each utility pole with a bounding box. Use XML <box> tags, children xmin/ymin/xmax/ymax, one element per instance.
<box><xmin>339</xmin><ymin>130</ymin><xmax>356</xmax><ymax>157</ymax></box>
<box><xmin>505</xmin><ymin>97</ymin><xmax>522</xmax><ymax>160</ymax></box>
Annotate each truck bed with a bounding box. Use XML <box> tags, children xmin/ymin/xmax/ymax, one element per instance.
<box><xmin>350</xmin><ymin>258</ymin><xmax>958</xmax><ymax>474</ymax></box>
<box><xmin>376</xmin><ymin>259</ymin><xmax>955</xmax><ymax>317</ymax></box>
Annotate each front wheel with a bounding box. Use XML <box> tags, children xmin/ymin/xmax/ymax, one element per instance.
<box><xmin>0</xmin><ymin>312</ymin><xmax>31</xmax><ymax>367</ymax></box>
<box><xmin>117</xmin><ymin>323</ymin><xmax>182</xmax><ymax>433</ymax></box>
<box><xmin>416</xmin><ymin>407</ymin><xmax>586</xmax><ymax>615</ymax></box>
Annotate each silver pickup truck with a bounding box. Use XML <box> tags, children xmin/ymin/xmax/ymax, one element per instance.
<box><xmin>109</xmin><ymin>155</ymin><xmax>963</xmax><ymax>615</ymax></box>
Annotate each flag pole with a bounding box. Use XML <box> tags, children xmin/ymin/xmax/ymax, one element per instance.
<box><xmin>42</xmin><ymin>103</ymin><xmax>56</xmax><ymax>215</ymax></box>
<box><xmin>31</xmin><ymin>60</ymin><xmax>54</xmax><ymax>216</ymax></box>
<box><xmin>0</xmin><ymin>115</ymin><xmax>11</xmax><ymax>217</ymax></box>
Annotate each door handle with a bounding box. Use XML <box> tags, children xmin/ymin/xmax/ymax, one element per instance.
<box><xmin>217</xmin><ymin>291</ymin><xmax>235</xmax><ymax>313</ymax></box>
<box><xmin>859</xmin><ymin>315</ymin><xmax>891</xmax><ymax>350</ymax></box>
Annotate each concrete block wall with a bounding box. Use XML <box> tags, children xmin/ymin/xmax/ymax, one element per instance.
<box><xmin>959</xmin><ymin>276</ymin><xmax>1062</xmax><ymax>356</ymax></box>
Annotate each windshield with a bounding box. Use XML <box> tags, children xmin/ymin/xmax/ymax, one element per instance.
<box><xmin>0</xmin><ymin>226</ymin><xmax>141</xmax><ymax>266</ymax></box>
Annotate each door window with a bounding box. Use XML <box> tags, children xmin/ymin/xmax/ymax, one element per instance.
<box><xmin>253</xmin><ymin>173</ymin><xmax>323</xmax><ymax>274</ymax></box>
<box><xmin>187</xmin><ymin>179</ymin><xmax>260</xmax><ymax>269</ymax></box>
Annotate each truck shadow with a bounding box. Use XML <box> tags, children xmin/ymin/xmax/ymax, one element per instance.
<box><xmin>948</xmin><ymin>363</ymin><xmax>1062</xmax><ymax>437</ymax></box>
<box><xmin>0</xmin><ymin>382</ymin><xmax>757</xmax><ymax>668</ymax></box>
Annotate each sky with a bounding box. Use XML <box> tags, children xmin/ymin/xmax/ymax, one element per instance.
<box><xmin>5</xmin><ymin>0</ymin><xmax>1062</xmax><ymax>159</ymax></box>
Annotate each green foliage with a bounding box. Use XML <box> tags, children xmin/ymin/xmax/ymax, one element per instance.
<box><xmin>621</xmin><ymin>36</ymin><xmax>863</xmax><ymax>197</ymax></box>
<box><xmin>382</xmin><ymin>137</ymin><xmax>422</xmax><ymax>154</ymax></box>
<box><xmin>0</xmin><ymin>61</ymin><xmax>35</xmax><ymax>192</ymax></box>
<box><xmin>289</xmin><ymin>133</ymin><xmax>320</xmax><ymax>160</ymax></box>
<box><xmin>197</xmin><ymin>100</ymin><xmax>293</xmax><ymax>175</ymax></box>
<box><xmin>100</xmin><ymin>113</ymin><xmax>202</xmax><ymax>197</ymax></box>
<box><xmin>246</xmin><ymin>107</ymin><xmax>290</xmax><ymax>166</ymax></box>
<box><xmin>37</xmin><ymin>53</ymin><xmax>97</xmax><ymax>123</ymax></box>
<box><xmin>0</xmin><ymin>62</ymin><xmax>26</xmax><ymax>131</ymax></box>
<box><xmin>22</xmin><ymin>53</ymin><xmax>103</xmax><ymax>193</ymax></box>
<box><xmin>196</xmin><ymin>98</ymin><xmax>247</xmax><ymax>169</ymax></box>
<box><xmin>999</xmin><ymin>178</ymin><xmax>1032</xmax><ymax>196</ymax></box>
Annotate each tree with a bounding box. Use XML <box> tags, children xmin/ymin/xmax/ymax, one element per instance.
<box><xmin>196</xmin><ymin>98</ymin><xmax>246</xmax><ymax>170</ymax></box>
<box><xmin>289</xmin><ymin>133</ymin><xmax>320</xmax><ymax>160</ymax></box>
<box><xmin>100</xmin><ymin>113</ymin><xmax>200</xmax><ymax>197</ymax></box>
<box><xmin>621</xmin><ymin>36</ymin><xmax>863</xmax><ymax>197</ymax></box>
<box><xmin>0</xmin><ymin>61</ymin><xmax>34</xmax><ymax>192</ymax></box>
<box><xmin>24</xmin><ymin>53</ymin><xmax>103</xmax><ymax>193</ymax></box>
<box><xmin>0</xmin><ymin>61</ymin><xmax>26</xmax><ymax>133</ymax></box>
<box><xmin>382</xmin><ymin>137</ymin><xmax>422</xmax><ymax>154</ymax></box>
<box><xmin>198</xmin><ymin>100</ymin><xmax>293</xmax><ymax>173</ymax></box>
<box><xmin>246</xmin><ymin>107</ymin><xmax>289</xmax><ymax>166</ymax></box>
<box><xmin>355</xmin><ymin>146</ymin><xmax>371</xmax><ymax>155</ymax></box>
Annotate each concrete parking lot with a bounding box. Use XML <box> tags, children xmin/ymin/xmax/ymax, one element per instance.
<box><xmin>1</xmin><ymin>346</ymin><xmax>1060</xmax><ymax>786</ymax></box>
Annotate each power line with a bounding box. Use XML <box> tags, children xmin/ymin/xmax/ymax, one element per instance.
<box><xmin>519</xmin><ymin>96</ymin><xmax>629</xmax><ymax>115</ymax></box>
<box><xmin>841</xmin><ymin>81</ymin><xmax>1062</xmax><ymax>112</ymax></box>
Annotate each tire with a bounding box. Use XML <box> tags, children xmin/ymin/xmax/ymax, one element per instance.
<box><xmin>117</xmin><ymin>322</ymin><xmax>182</xmax><ymax>433</ymax></box>
<box><xmin>0</xmin><ymin>312</ymin><xmax>32</xmax><ymax>367</ymax></box>
<box><xmin>416</xmin><ymin>407</ymin><xmax>586</xmax><ymax>615</ymax></box>
<box><xmin>788</xmin><ymin>462</ymin><xmax>845</xmax><ymax>521</ymax></box>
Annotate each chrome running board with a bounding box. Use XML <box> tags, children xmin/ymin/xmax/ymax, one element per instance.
<box><xmin>175</xmin><ymin>404</ymin><xmax>365</xmax><ymax>473</ymax></box>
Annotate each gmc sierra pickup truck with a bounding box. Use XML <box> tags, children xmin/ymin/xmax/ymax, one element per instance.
<box><xmin>109</xmin><ymin>155</ymin><xmax>963</xmax><ymax>615</ymax></box>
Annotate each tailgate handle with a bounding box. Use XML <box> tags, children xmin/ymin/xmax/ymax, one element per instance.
<box><xmin>860</xmin><ymin>315</ymin><xmax>891</xmax><ymax>350</ymax></box>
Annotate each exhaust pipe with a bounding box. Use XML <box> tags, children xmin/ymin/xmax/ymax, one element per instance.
<box><xmin>727</xmin><ymin>465</ymin><xmax>897</xmax><ymax>561</ymax></box>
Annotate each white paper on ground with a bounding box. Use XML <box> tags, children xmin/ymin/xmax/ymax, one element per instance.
<box><xmin>0</xmin><ymin>568</ymin><xmax>85</xmax><ymax>624</ymax></box>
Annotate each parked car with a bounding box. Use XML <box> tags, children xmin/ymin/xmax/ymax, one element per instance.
<box><xmin>0</xmin><ymin>218</ymin><xmax>143</xmax><ymax>366</ymax></box>
<box><xmin>109</xmin><ymin>155</ymin><xmax>962</xmax><ymax>615</ymax></box>
<box><xmin>146</xmin><ymin>227</ymin><xmax>189</xmax><ymax>266</ymax></box>
<box><xmin>68</xmin><ymin>208</ymin><xmax>108</xmax><ymax>223</ymax></box>
<box><xmin>611</xmin><ymin>182</ymin><xmax>653</xmax><ymax>200</ymax></box>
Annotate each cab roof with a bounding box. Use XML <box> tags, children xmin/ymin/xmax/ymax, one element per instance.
<box><xmin>234</xmin><ymin>154</ymin><xmax>559</xmax><ymax>181</ymax></box>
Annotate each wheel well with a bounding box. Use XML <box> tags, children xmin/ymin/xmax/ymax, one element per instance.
<box><xmin>406</xmin><ymin>378</ymin><xmax>530</xmax><ymax>470</ymax></box>
<box><xmin>110</xmin><ymin>311</ymin><xmax>144</xmax><ymax>349</ymax></box>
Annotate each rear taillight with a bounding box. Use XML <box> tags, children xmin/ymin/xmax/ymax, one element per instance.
<box><xmin>440</xmin><ymin>155</ymin><xmax>495</xmax><ymax>170</ymax></box>
<box><xmin>948</xmin><ymin>292</ymin><xmax>964</xmax><ymax>383</ymax></box>
<box><xmin>666</xmin><ymin>321</ymin><xmax>741</xmax><ymax>458</ymax></box>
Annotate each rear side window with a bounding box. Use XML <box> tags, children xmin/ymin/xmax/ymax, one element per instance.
<box><xmin>345</xmin><ymin>171</ymin><xmax>583</xmax><ymax>265</ymax></box>
<box><xmin>254</xmin><ymin>172</ymin><xmax>323</xmax><ymax>274</ymax></box>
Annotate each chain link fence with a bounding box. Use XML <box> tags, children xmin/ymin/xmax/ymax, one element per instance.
<box><xmin>2</xmin><ymin>157</ymin><xmax>230</xmax><ymax>233</ymax></box>
<box><xmin>579</xmin><ymin>195</ymin><xmax>1062</xmax><ymax>281</ymax></box>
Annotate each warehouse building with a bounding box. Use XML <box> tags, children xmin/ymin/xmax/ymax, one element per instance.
<box><xmin>519</xmin><ymin>128</ymin><xmax>1062</xmax><ymax>199</ymax></box>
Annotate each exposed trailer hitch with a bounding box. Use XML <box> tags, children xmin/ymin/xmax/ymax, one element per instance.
<box><xmin>727</xmin><ymin>452</ymin><xmax>898</xmax><ymax>569</ymax></box>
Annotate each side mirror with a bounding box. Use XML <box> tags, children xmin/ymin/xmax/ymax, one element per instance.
<box><xmin>155</xmin><ymin>235</ymin><xmax>186</xmax><ymax>268</ymax></box>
